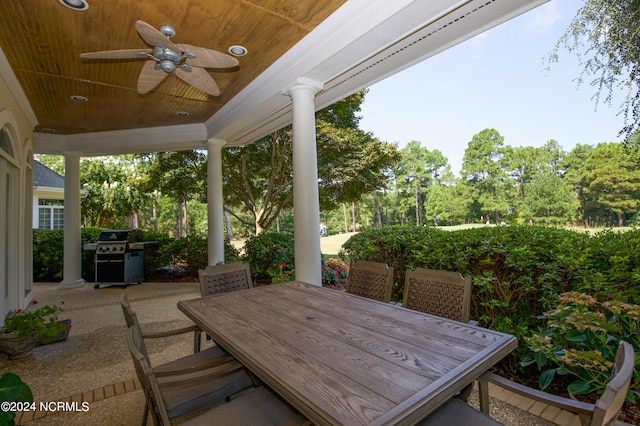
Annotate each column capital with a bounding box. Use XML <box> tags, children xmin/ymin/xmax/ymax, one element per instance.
<box><xmin>282</xmin><ymin>78</ymin><xmax>324</xmax><ymax>97</ymax></box>
<box><xmin>207</xmin><ymin>138</ymin><xmax>227</xmax><ymax>148</ymax></box>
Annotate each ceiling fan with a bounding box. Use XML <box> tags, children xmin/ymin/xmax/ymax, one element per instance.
<box><xmin>79</xmin><ymin>20</ymin><xmax>239</xmax><ymax>96</ymax></box>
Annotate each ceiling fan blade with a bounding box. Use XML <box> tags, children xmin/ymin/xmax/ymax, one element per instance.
<box><xmin>177</xmin><ymin>44</ymin><xmax>239</xmax><ymax>69</ymax></box>
<box><xmin>137</xmin><ymin>61</ymin><xmax>169</xmax><ymax>94</ymax></box>
<box><xmin>135</xmin><ymin>20</ymin><xmax>180</xmax><ymax>52</ymax></box>
<box><xmin>80</xmin><ymin>49</ymin><xmax>152</xmax><ymax>59</ymax></box>
<box><xmin>175</xmin><ymin>67</ymin><xmax>220</xmax><ymax>96</ymax></box>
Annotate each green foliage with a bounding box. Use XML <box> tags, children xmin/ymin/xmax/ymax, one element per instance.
<box><xmin>0</xmin><ymin>372</ymin><xmax>33</xmax><ymax>426</ymax></box>
<box><xmin>340</xmin><ymin>225</ymin><xmax>640</xmax><ymax>359</ymax></box>
<box><xmin>269</xmin><ymin>263</ymin><xmax>295</xmax><ymax>284</ymax></box>
<box><xmin>223</xmin><ymin>91</ymin><xmax>400</xmax><ymax>235</ymax></box>
<box><xmin>2</xmin><ymin>300</ymin><xmax>65</xmax><ymax>340</ymax></box>
<box><xmin>322</xmin><ymin>257</ymin><xmax>349</xmax><ymax>288</ymax></box>
<box><xmin>155</xmin><ymin>235</ymin><xmax>241</xmax><ymax>278</ymax></box>
<box><xmin>32</xmin><ymin>228</ymin><xmax>103</xmax><ymax>282</ymax></box>
<box><xmin>522</xmin><ymin>292</ymin><xmax>639</xmax><ymax>397</ymax></box>
<box><xmin>243</xmin><ymin>232</ymin><xmax>295</xmax><ymax>282</ymax></box>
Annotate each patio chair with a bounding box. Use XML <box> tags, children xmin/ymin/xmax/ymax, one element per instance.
<box><xmin>345</xmin><ymin>260</ymin><xmax>394</xmax><ymax>303</ymax></box>
<box><xmin>478</xmin><ymin>341</ymin><xmax>635</xmax><ymax>426</ymax></box>
<box><xmin>402</xmin><ymin>268</ymin><xmax>472</xmax><ymax>324</ymax></box>
<box><xmin>127</xmin><ymin>326</ymin><xmax>308</xmax><ymax>426</ymax></box>
<box><xmin>120</xmin><ymin>293</ymin><xmax>204</xmax><ymax>353</ymax></box>
<box><xmin>120</xmin><ymin>294</ymin><xmax>253</xmax><ymax>425</ymax></box>
<box><xmin>199</xmin><ymin>262</ymin><xmax>253</xmax><ymax>297</ymax></box>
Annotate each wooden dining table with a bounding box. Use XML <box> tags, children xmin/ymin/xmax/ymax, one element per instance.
<box><xmin>177</xmin><ymin>281</ymin><xmax>517</xmax><ymax>426</ymax></box>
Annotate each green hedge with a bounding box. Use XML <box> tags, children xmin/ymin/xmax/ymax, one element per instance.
<box><xmin>340</xmin><ymin>225</ymin><xmax>640</xmax><ymax>340</ymax></box>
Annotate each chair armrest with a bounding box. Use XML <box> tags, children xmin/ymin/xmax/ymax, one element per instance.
<box><xmin>478</xmin><ymin>371</ymin><xmax>595</xmax><ymax>417</ymax></box>
<box><xmin>141</xmin><ymin>324</ymin><xmax>202</xmax><ymax>352</ymax></box>
<box><xmin>140</xmin><ymin>324</ymin><xmax>200</xmax><ymax>339</ymax></box>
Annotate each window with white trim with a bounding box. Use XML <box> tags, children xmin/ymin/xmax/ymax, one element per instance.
<box><xmin>38</xmin><ymin>199</ymin><xmax>64</xmax><ymax>229</ymax></box>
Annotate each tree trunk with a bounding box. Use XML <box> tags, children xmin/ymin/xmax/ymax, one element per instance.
<box><xmin>618</xmin><ymin>212</ymin><xmax>624</xmax><ymax>227</ymax></box>
<box><xmin>415</xmin><ymin>184</ymin><xmax>424</xmax><ymax>226</ymax></box>
<box><xmin>352</xmin><ymin>202</ymin><xmax>357</xmax><ymax>232</ymax></box>
<box><xmin>343</xmin><ymin>203</ymin><xmax>349</xmax><ymax>233</ymax></box>
<box><xmin>152</xmin><ymin>203</ymin><xmax>158</xmax><ymax>233</ymax></box>
<box><xmin>176</xmin><ymin>204</ymin><xmax>183</xmax><ymax>238</ymax></box>
<box><xmin>224</xmin><ymin>207</ymin><xmax>234</xmax><ymax>240</ymax></box>
<box><xmin>375</xmin><ymin>197</ymin><xmax>382</xmax><ymax>227</ymax></box>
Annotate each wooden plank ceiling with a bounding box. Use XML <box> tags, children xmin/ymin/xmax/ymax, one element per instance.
<box><xmin>0</xmin><ymin>0</ymin><xmax>346</xmax><ymax>135</ymax></box>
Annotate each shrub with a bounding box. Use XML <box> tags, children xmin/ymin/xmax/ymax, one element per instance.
<box><xmin>322</xmin><ymin>258</ymin><xmax>349</xmax><ymax>288</ymax></box>
<box><xmin>340</xmin><ymin>224</ymin><xmax>640</xmax><ymax>364</ymax></box>
<box><xmin>33</xmin><ymin>228</ymin><xmax>103</xmax><ymax>282</ymax></box>
<box><xmin>521</xmin><ymin>292</ymin><xmax>639</xmax><ymax>397</ymax></box>
<box><xmin>243</xmin><ymin>232</ymin><xmax>295</xmax><ymax>283</ymax></box>
<box><xmin>155</xmin><ymin>234</ymin><xmax>241</xmax><ymax>278</ymax></box>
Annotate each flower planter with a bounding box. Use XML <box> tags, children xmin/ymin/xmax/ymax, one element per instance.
<box><xmin>0</xmin><ymin>330</ymin><xmax>38</xmax><ymax>359</ymax></box>
<box><xmin>37</xmin><ymin>319</ymin><xmax>72</xmax><ymax>346</ymax></box>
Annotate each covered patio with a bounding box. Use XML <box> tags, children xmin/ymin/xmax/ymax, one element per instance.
<box><xmin>0</xmin><ymin>0</ymin><xmax>549</xmax><ymax>316</ymax></box>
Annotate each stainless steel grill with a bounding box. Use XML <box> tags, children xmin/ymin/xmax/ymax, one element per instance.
<box><xmin>84</xmin><ymin>230</ymin><xmax>155</xmax><ymax>289</ymax></box>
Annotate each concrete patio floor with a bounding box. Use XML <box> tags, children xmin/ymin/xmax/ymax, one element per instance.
<box><xmin>0</xmin><ymin>281</ymin><xmax>577</xmax><ymax>425</ymax></box>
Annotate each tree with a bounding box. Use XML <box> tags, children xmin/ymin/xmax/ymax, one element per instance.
<box><xmin>581</xmin><ymin>142</ymin><xmax>640</xmax><ymax>226</ymax></box>
<box><xmin>548</xmin><ymin>0</ymin><xmax>640</xmax><ymax>141</ymax></box>
<box><xmin>223</xmin><ymin>91</ymin><xmax>400</xmax><ymax>235</ymax></box>
<box><xmin>394</xmin><ymin>141</ymin><xmax>448</xmax><ymax>226</ymax></box>
<box><xmin>461</xmin><ymin>129</ymin><xmax>509</xmax><ymax>224</ymax></box>
<box><xmin>524</xmin><ymin>172</ymin><xmax>577</xmax><ymax>225</ymax></box>
<box><xmin>143</xmin><ymin>151</ymin><xmax>207</xmax><ymax>238</ymax></box>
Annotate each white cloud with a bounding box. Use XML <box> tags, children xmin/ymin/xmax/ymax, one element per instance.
<box><xmin>525</xmin><ymin>0</ymin><xmax>563</xmax><ymax>38</ymax></box>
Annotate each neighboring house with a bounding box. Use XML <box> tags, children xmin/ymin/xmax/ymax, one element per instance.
<box><xmin>32</xmin><ymin>160</ymin><xmax>65</xmax><ymax>229</ymax></box>
<box><xmin>32</xmin><ymin>160</ymin><xmax>87</xmax><ymax>229</ymax></box>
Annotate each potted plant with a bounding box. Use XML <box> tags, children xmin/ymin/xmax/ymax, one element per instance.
<box><xmin>0</xmin><ymin>300</ymin><xmax>69</xmax><ymax>359</ymax></box>
<box><xmin>0</xmin><ymin>372</ymin><xmax>33</xmax><ymax>426</ymax></box>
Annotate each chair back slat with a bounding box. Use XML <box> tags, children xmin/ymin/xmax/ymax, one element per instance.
<box><xmin>403</xmin><ymin>268</ymin><xmax>471</xmax><ymax>323</ymax></box>
<box><xmin>346</xmin><ymin>261</ymin><xmax>393</xmax><ymax>303</ymax></box>
<box><xmin>199</xmin><ymin>263</ymin><xmax>253</xmax><ymax>297</ymax></box>
<box><xmin>590</xmin><ymin>341</ymin><xmax>635</xmax><ymax>426</ymax></box>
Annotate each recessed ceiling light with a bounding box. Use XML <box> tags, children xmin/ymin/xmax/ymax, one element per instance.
<box><xmin>177</xmin><ymin>111</ymin><xmax>190</xmax><ymax>117</ymax></box>
<box><xmin>71</xmin><ymin>95</ymin><xmax>88</xmax><ymax>102</ymax></box>
<box><xmin>59</xmin><ymin>0</ymin><xmax>89</xmax><ymax>10</ymax></box>
<box><xmin>228</xmin><ymin>45</ymin><xmax>248</xmax><ymax>56</ymax></box>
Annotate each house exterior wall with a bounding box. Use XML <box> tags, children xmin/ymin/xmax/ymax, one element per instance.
<box><xmin>0</xmin><ymin>69</ymin><xmax>35</xmax><ymax>323</ymax></box>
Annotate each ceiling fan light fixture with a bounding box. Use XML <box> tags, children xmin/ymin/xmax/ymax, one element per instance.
<box><xmin>59</xmin><ymin>0</ymin><xmax>89</xmax><ymax>10</ymax></box>
<box><xmin>228</xmin><ymin>45</ymin><xmax>248</xmax><ymax>56</ymax></box>
<box><xmin>159</xmin><ymin>59</ymin><xmax>176</xmax><ymax>73</ymax></box>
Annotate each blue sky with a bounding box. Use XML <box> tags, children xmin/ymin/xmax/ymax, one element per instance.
<box><xmin>359</xmin><ymin>0</ymin><xmax>628</xmax><ymax>176</ymax></box>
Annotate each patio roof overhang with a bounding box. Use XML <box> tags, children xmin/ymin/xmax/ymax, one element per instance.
<box><xmin>13</xmin><ymin>0</ymin><xmax>550</xmax><ymax>157</ymax></box>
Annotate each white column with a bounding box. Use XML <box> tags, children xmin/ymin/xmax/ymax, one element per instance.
<box><xmin>60</xmin><ymin>152</ymin><xmax>85</xmax><ymax>288</ymax></box>
<box><xmin>287</xmin><ymin>80</ymin><xmax>323</xmax><ymax>285</ymax></box>
<box><xmin>207</xmin><ymin>139</ymin><xmax>226</xmax><ymax>265</ymax></box>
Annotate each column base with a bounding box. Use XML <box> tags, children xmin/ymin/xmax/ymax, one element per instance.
<box><xmin>59</xmin><ymin>279</ymin><xmax>86</xmax><ymax>289</ymax></box>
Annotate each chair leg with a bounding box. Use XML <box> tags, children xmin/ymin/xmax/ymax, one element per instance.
<box><xmin>478</xmin><ymin>377</ymin><xmax>490</xmax><ymax>415</ymax></box>
<box><xmin>194</xmin><ymin>330</ymin><xmax>202</xmax><ymax>352</ymax></box>
<box><xmin>142</xmin><ymin>401</ymin><xmax>149</xmax><ymax>426</ymax></box>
